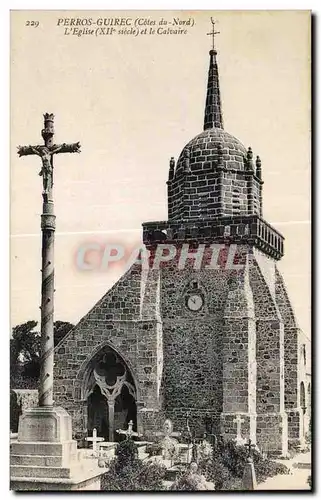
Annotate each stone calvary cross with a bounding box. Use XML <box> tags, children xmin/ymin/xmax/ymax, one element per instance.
<box><xmin>116</xmin><ymin>420</ymin><xmax>141</xmax><ymax>440</ymax></box>
<box><xmin>17</xmin><ymin>113</ymin><xmax>80</xmax><ymax>407</ymax></box>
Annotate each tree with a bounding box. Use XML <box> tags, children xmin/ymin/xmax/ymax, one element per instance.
<box><xmin>10</xmin><ymin>320</ymin><xmax>74</xmax><ymax>388</ymax></box>
<box><xmin>54</xmin><ymin>321</ymin><xmax>74</xmax><ymax>347</ymax></box>
<box><xmin>11</xmin><ymin>320</ymin><xmax>40</xmax><ymax>363</ymax></box>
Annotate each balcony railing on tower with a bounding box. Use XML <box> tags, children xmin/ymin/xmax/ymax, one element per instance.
<box><xmin>142</xmin><ymin>215</ymin><xmax>284</xmax><ymax>261</ymax></box>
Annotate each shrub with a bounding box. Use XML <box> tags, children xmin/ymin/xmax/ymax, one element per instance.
<box><xmin>288</xmin><ymin>439</ymin><xmax>302</xmax><ymax>456</ymax></box>
<box><xmin>253</xmin><ymin>454</ymin><xmax>290</xmax><ymax>483</ymax></box>
<box><xmin>220</xmin><ymin>476</ymin><xmax>243</xmax><ymax>491</ymax></box>
<box><xmin>220</xmin><ymin>440</ymin><xmax>248</xmax><ymax>477</ymax></box>
<box><xmin>114</xmin><ymin>439</ymin><xmax>138</xmax><ymax>473</ymax></box>
<box><xmin>101</xmin><ymin>460</ymin><xmax>166</xmax><ymax>491</ymax></box>
<box><xmin>170</xmin><ymin>472</ymin><xmax>200</xmax><ymax>491</ymax></box>
<box><xmin>136</xmin><ymin>461</ymin><xmax>167</xmax><ymax>490</ymax></box>
<box><xmin>199</xmin><ymin>458</ymin><xmax>231</xmax><ymax>490</ymax></box>
<box><xmin>101</xmin><ymin>439</ymin><xmax>166</xmax><ymax>491</ymax></box>
<box><xmin>199</xmin><ymin>439</ymin><xmax>290</xmax><ymax>489</ymax></box>
<box><xmin>102</xmin><ymin>438</ymin><xmax>290</xmax><ymax>491</ymax></box>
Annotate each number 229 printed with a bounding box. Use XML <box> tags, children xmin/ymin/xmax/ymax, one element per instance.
<box><xmin>25</xmin><ymin>21</ymin><xmax>39</xmax><ymax>28</ymax></box>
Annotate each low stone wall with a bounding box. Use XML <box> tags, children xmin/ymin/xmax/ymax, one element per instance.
<box><xmin>12</xmin><ymin>389</ymin><xmax>38</xmax><ymax>410</ymax></box>
<box><xmin>10</xmin><ymin>389</ymin><xmax>38</xmax><ymax>432</ymax></box>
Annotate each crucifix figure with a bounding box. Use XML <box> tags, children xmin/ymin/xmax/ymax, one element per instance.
<box><xmin>207</xmin><ymin>18</ymin><xmax>220</xmax><ymax>52</ymax></box>
<box><xmin>18</xmin><ymin>119</ymin><xmax>80</xmax><ymax>200</ymax></box>
<box><xmin>17</xmin><ymin>113</ymin><xmax>80</xmax><ymax>407</ymax></box>
<box><xmin>233</xmin><ymin>414</ymin><xmax>245</xmax><ymax>446</ymax></box>
<box><xmin>85</xmin><ymin>428</ymin><xmax>104</xmax><ymax>456</ymax></box>
<box><xmin>116</xmin><ymin>420</ymin><xmax>141</xmax><ymax>440</ymax></box>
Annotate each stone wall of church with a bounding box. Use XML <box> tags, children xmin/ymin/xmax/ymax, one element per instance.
<box><xmin>53</xmin><ymin>239</ymin><xmax>304</xmax><ymax>451</ymax></box>
<box><xmin>221</xmin><ymin>171</ymin><xmax>248</xmax><ymax>216</ymax></box>
<box><xmin>157</xmin><ymin>244</ymin><xmax>248</xmax><ymax>436</ymax></box>
<box><xmin>168</xmin><ymin>169</ymin><xmax>254</xmax><ymax>221</ymax></box>
<box><xmin>275</xmin><ymin>270</ymin><xmax>299</xmax><ymax>410</ymax></box>
<box><xmin>274</xmin><ymin>267</ymin><xmax>309</xmax><ymax>444</ymax></box>
<box><xmin>219</xmin><ymin>255</ymin><xmax>257</xmax><ymax>444</ymax></box>
<box><xmin>53</xmin><ymin>263</ymin><xmax>163</xmax><ymax>437</ymax></box>
<box><xmin>250</xmin><ymin>253</ymin><xmax>288</xmax><ymax>454</ymax></box>
<box><xmin>252</xmin><ymin>180</ymin><xmax>261</xmax><ymax>216</ymax></box>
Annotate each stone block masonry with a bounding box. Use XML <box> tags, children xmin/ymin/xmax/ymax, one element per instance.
<box><xmin>53</xmin><ymin>243</ymin><xmax>301</xmax><ymax>454</ymax></box>
<box><xmin>168</xmin><ymin>128</ymin><xmax>263</xmax><ymax>221</ymax></box>
<box><xmin>52</xmin><ymin>42</ymin><xmax>308</xmax><ymax>455</ymax></box>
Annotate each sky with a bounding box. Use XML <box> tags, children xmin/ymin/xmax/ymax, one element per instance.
<box><xmin>10</xmin><ymin>10</ymin><xmax>311</xmax><ymax>338</ymax></box>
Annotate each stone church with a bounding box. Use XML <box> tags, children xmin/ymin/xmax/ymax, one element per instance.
<box><xmin>54</xmin><ymin>44</ymin><xmax>310</xmax><ymax>454</ymax></box>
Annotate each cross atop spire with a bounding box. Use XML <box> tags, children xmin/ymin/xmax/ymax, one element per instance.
<box><xmin>203</xmin><ymin>20</ymin><xmax>224</xmax><ymax>130</ymax></box>
<box><xmin>207</xmin><ymin>18</ymin><xmax>220</xmax><ymax>52</ymax></box>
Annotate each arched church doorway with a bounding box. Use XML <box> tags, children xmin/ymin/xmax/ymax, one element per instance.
<box><xmin>86</xmin><ymin>347</ymin><xmax>137</xmax><ymax>442</ymax></box>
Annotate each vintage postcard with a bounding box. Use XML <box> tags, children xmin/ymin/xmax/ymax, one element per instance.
<box><xmin>10</xmin><ymin>10</ymin><xmax>311</xmax><ymax>491</ymax></box>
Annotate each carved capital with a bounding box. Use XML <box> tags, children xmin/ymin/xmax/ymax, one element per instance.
<box><xmin>41</xmin><ymin>214</ymin><xmax>56</xmax><ymax>231</ymax></box>
<box><xmin>43</xmin><ymin>113</ymin><xmax>55</xmax><ymax>122</ymax></box>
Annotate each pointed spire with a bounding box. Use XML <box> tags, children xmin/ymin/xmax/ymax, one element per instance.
<box><xmin>203</xmin><ymin>49</ymin><xmax>224</xmax><ymax>131</ymax></box>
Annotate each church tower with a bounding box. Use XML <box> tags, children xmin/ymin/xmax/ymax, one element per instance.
<box><xmin>53</xmin><ymin>33</ymin><xmax>309</xmax><ymax>454</ymax></box>
<box><xmin>142</xmin><ymin>43</ymin><xmax>304</xmax><ymax>454</ymax></box>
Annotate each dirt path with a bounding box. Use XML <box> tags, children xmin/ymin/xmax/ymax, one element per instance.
<box><xmin>257</xmin><ymin>451</ymin><xmax>311</xmax><ymax>491</ymax></box>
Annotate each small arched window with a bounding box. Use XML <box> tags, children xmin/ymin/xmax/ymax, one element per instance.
<box><xmin>301</xmin><ymin>344</ymin><xmax>307</xmax><ymax>366</ymax></box>
<box><xmin>300</xmin><ymin>381</ymin><xmax>306</xmax><ymax>410</ymax></box>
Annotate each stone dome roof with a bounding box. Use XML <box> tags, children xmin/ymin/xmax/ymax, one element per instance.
<box><xmin>175</xmin><ymin>128</ymin><xmax>247</xmax><ymax>176</ymax></box>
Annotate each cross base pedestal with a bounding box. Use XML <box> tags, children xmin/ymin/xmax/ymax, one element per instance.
<box><xmin>17</xmin><ymin>406</ymin><xmax>72</xmax><ymax>443</ymax></box>
<box><xmin>242</xmin><ymin>458</ymin><xmax>257</xmax><ymax>490</ymax></box>
<box><xmin>10</xmin><ymin>406</ymin><xmax>106</xmax><ymax>491</ymax></box>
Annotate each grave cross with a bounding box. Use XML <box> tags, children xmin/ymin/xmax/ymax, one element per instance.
<box><xmin>245</xmin><ymin>438</ymin><xmax>256</xmax><ymax>459</ymax></box>
<box><xmin>116</xmin><ymin>420</ymin><xmax>141</xmax><ymax>440</ymax></box>
<box><xmin>233</xmin><ymin>414</ymin><xmax>245</xmax><ymax>445</ymax></box>
<box><xmin>17</xmin><ymin>113</ymin><xmax>80</xmax><ymax>407</ymax></box>
<box><xmin>203</xmin><ymin>431</ymin><xmax>217</xmax><ymax>451</ymax></box>
<box><xmin>154</xmin><ymin>418</ymin><xmax>182</xmax><ymax>440</ymax></box>
<box><xmin>85</xmin><ymin>428</ymin><xmax>104</xmax><ymax>455</ymax></box>
<box><xmin>153</xmin><ymin>419</ymin><xmax>181</xmax><ymax>465</ymax></box>
<box><xmin>243</xmin><ymin>439</ymin><xmax>257</xmax><ymax>490</ymax></box>
<box><xmin>204</xmin><ymin>414</ymin><xmax>217</xmax><ymax>447</ymax></box>
<box><xmin>207</xmin><ymin>18</ymin><xmax>220</xmax><ymax>52</ymax></box>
